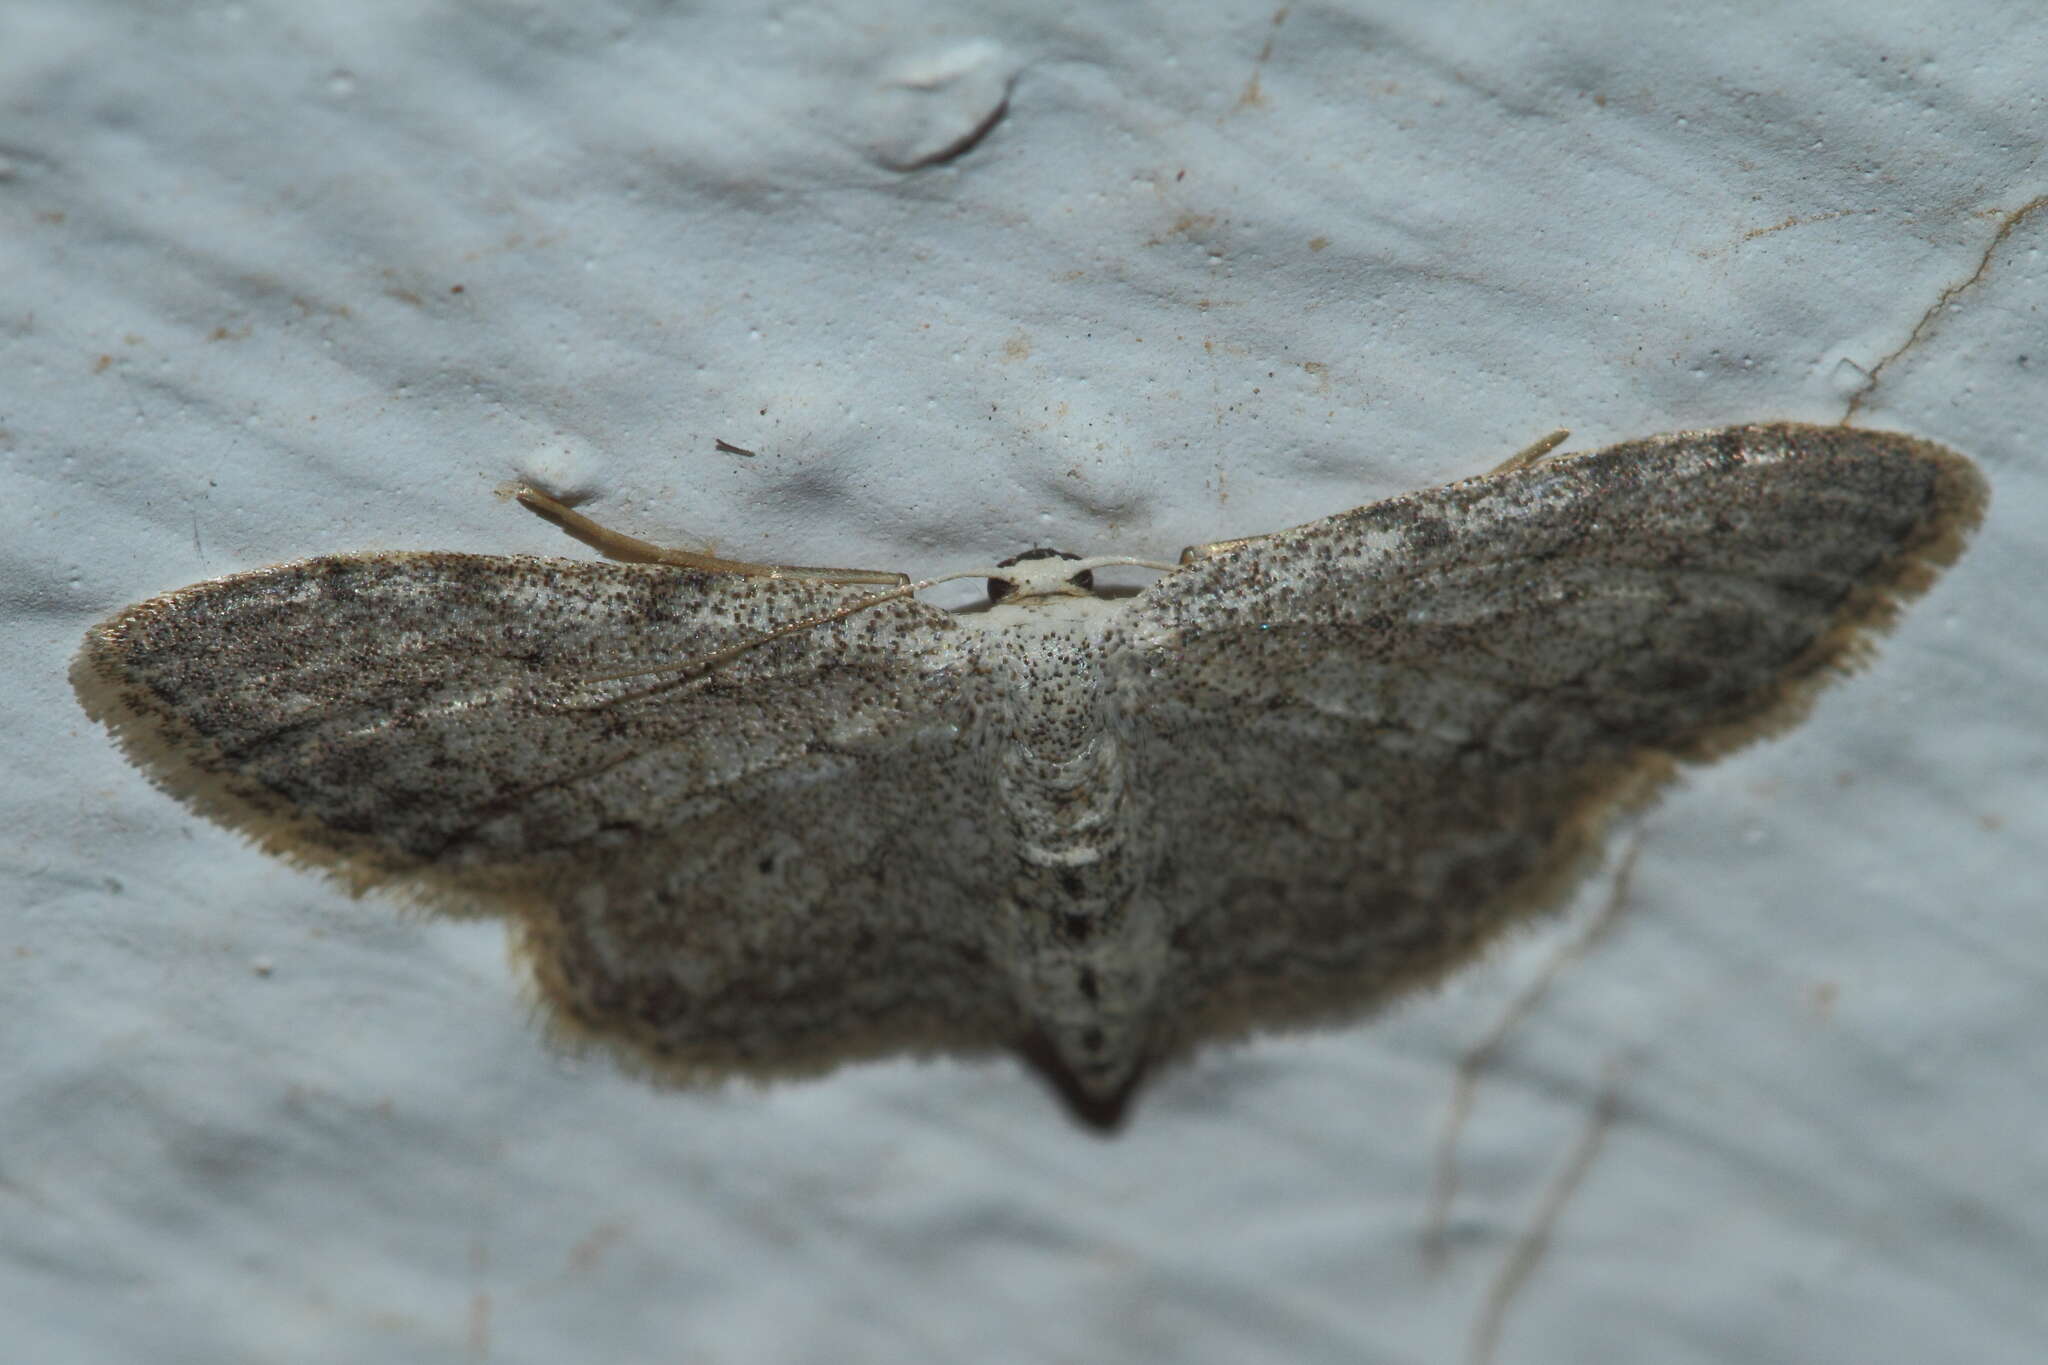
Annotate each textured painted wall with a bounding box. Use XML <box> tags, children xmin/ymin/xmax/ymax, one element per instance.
<box><xmin>8</xmin><ymin>2</ymin><xmax>2043</xmax><ymax>1361</ymax></box>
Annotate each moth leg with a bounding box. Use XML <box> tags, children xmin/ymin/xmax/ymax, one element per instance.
<box><xmin>1178</xmin><ymin>532</ymin><xmax>1269</xmax><ymax>565</ymax></box>
<box><xmin>513</xmin><ymin>486</ymin><xmax>908</xmax><ymax>586</ymax></box>
<box><xmin>1486</xmin><ymin>429</ymin><xmax>1572</xmax><ymax>475</ymax></box>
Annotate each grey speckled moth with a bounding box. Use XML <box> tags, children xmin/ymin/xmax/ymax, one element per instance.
<box><xmin>73</xmin><ymin>423</ymin><xmax>1984</xmax><ymax>1129</ymax></box>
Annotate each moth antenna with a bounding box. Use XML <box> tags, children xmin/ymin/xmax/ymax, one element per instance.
<box><xmin>575</xmin><ymin>556</ymin><xmax>1181</xmax><ymax>693</ymax></box>
<box><xmin>578</xmin><ymin>580</ymin><xmax>927</xmax><ymax>686</ymax></box>
<box><xmin>574</xmin><ymin>567</ymin><xmax>1010</xmax><ymax>688</ymax></box>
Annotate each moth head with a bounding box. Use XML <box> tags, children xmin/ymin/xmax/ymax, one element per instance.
<box><xmin>986</xmin><ymin>548</ymin><xmax>1099</xmax><ymax>605</ymax></box>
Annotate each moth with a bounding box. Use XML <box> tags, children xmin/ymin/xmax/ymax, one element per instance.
<box><xmin>73</xmin><ymin>424</ymin><xmax>1984</xmax><ymax>1128</ymax></box>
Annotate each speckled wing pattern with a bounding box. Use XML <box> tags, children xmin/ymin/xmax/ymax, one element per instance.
<box><xmin>72</xmin><ymin>556</ymin><xmax>1020</xmax><ymax>1075</ymax></box>
<box><xmin>73</xmin><ymin>423</ymin><xmax>1984</xmax><ymax>1126</ymax></box>
<box><xmin>1108</xmin><ymin>424</ymin><xmax>1983</xmax><ymax>1058</ymax></box>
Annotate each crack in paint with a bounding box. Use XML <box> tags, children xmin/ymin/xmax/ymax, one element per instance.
<box><xmin>1842</xmin><ymin>195</ymin><xmax>2048</xmax><ymax>423</ymax></box>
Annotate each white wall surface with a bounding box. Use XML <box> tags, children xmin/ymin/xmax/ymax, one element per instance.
<box><xmin>6</xmin><ymin>2</ymin><xmax>2044</xmax><ymax>1361</ymax></box>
